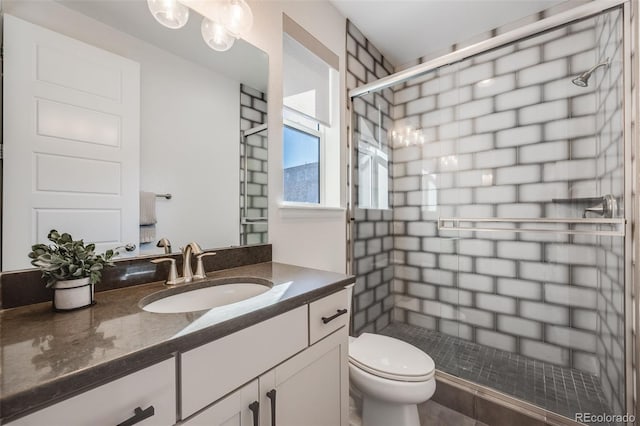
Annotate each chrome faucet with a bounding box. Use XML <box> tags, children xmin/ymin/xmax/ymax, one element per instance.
<box><xmin>181</xmin><ymin>242</ymin><xmax>203</xmax><ymax>283</ymax></box>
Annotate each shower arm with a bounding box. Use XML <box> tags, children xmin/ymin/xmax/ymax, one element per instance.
<box><xmin>551</xmin><ymin>194</ymin><xmax>617</xmax><ymax>218</ymax></box>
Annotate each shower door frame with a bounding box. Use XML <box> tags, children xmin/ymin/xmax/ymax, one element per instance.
<box><xmin>347</xmin><ymin>0</ymin><xmax>636</xmax><ymax>422</ymax></box>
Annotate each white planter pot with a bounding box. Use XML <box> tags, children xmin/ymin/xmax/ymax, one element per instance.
<box><xmin>53</xmin><ymin>277</ymin><xmax>94</xmax><ymax>311</ymax></box>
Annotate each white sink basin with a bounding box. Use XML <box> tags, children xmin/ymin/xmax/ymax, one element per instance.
<box><xmin>141</xmin><ymin>281</ymin><xmax>271</xmax><ymax>314</ymax></box>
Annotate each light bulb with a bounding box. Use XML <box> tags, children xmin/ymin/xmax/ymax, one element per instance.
<box><xmin>201</xmin><ymin>18</ymin><xmax>235</xmax><ymax>52</ymax></box>
<box><xmin>147</xmin><ymin>0</ymin><xmax>189</xmax><ymax>29</ymax></box>
<box><xmin>220</xmin><ymin>0</ymin><xmax>253</xmax><ymax>37</ymax></box>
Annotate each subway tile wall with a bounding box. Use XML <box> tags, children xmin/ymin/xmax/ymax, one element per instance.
<box><xmin>347</xmin><ymin>20</ymin><xmax>396</xmax><ymax>335</ymax></box>
<box><xmin>387</xmin><ymin>9</ymin><xmax>625</xmax><ymax>414</ymax></box>
<box><xmin>239</xmin><ymin>84</ymin><xmax>268</xmax><ymax>245</ymax></box>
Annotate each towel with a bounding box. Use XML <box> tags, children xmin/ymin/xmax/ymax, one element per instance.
<box><xmin>140</xmin><ymin>224</ymin><xmax>156</xmax><ymax>244</ymax></box>
<box><xmin>139</xmin><ymin>191</ymin><xmax>157</xmax><ymax>225</ymax></box>
<box><xmin>140</xmin><ymin>191</ymin><xmax>157</xmax><ymax>244</ymax></box>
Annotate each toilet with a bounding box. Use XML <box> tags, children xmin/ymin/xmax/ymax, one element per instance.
<box><xmin>345</xmin><ymin>286</ymin><xmax>436</xmax><ymax>426</ymax></box>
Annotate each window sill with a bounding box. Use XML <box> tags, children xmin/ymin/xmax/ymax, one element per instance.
<box><xmin>278</xmin><ymin>203</ymin><xmax>346</xmax><ymax>218</ymax></box>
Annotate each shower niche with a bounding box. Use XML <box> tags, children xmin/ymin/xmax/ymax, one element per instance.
<box><xmin>350</xmin><ymin>5</ymin><xmax>629</xmax><ymax>424</ymax></box>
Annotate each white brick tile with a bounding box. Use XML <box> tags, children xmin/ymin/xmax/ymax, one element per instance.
<box><xmin>497</xmin><ymin>278</ymin><xmax>542</xmax><ymax>300</ymax></box>
<box><xmin>545</xmin><ymin>243</ymin><xmax>596</xmax><ymax>266</ymax></box>
<box><xmin>348</xmin><ymin>55</ymin><xmax>366</xmax><ymax>81</ymax></box>
<box><xmin>572</xmin><ymin>93</ymin><xmax>597</xmax><ymax>116</ymax></box>
<box><xmin>395</xmin><ymin>85</ymin><xmax>420</xmax><ymax>104</ymax></box>
<box><xmin>422</xmin><ymin>237</ymin><xmax>455</xmax><ymax>253</ymax></box>
<box><xmin>496</xmin><ymin>203</ymin><xmax>542</xmax><ymax>218</ymax></box>
<box><xmin>520</xmin><ymin>261</ymin><xmax>569</xmax><ymax>283</ymax></box>
<box><xmin>406</xmin><ymin>311</ymin><xmax>437</xmax><ymax>329</ymax></box>
<box><xmin>406</xmin><ymin>96</ymin><xmax>436</xmax><ymax>116</ymax></box>
<box><xmin>407</xmin><ymin>282</ymin><xmax>437</xmax><ymax>299</ymax></box>
<box><xmin>520</xmin><ymin>300</ymin><xmax>569</xmax><ymax>325</ymax></box>
<box><xmin>438</xmin><ymin>86</ymin><xmax>472</xmax><ymax>108</ymax></box>
<box><xmin>519</xmin><ymin>182</ymin><xmax>569</xmax><ymax>202</ymax></box>
<box><xmin>521</xmin><ymin>339</ymin><xmax>569</xmax><ymax>365</ymax></box>
<box><xmin>407</xmin><ymin>251</ymin><xmax>437</xmax><ymax>268</ymax></box>
<box><xmin>572</xmin><ymin>309</ymin><xmax>597</xmax><ymax>331</ymax></box>
<box><xmin>476</xmin><ymin>329</ymin><xmax>516</xmax><ymax>352</ymax></box>
<box><xmin>453</xmin><ymin>134</ymin><xmax>491</xmax><ymax>155</ymax></box>
<box><xmin>497</xmin><ymin>241</ymin><xmax>542</xmax><ymax>261</ymax></box>
<box><xmin>474</xmin><ymin>185</ymin><xmax>517</xmax><ymax>203</ymax></box>
<box><xmin>518</xmin><ymin>27</ymin><xmax>568</xmax><ymax>49</ymax></box>
<box><xmin>458</xmin><ymin>62</ymin><xmax>493</xmax><ymax>85</ymax></box>
<box><xmin>546</xmin><ymin>325</ymin><xmax>596</xmax><ymax>352</ymax></box>
<box><xmin>495</xmin><ymin>86</ymin><xmax>541</xmax><ymax>111</ymax></box>
<box><xmin>518</xmin><ymin>59</ymin><xmax>568</xmax><ymax>86</ymax></box>
<box><xmin>394</xmin><ymin>236</ymin><xmax>420</xmax><ymax>251</ymax></box>
<box><xmin>421</xmin><ymin>75</ymin><xmax>454</xmax><ymax>96</ymax></box>
<box><xmin>519</xmin><ymin>141</ymin><xmax>569</xmax><ymax>164</ymax></box>
<box><xmin>395</xmin><ymin>295</ymin><xmax>420</xmax><ymax>312</ymax></box>
<box><xmin>438</xmin><ymin>187</ymin><xmax>473</xmax><ymax>205</ymax></box>
<box><xmin>395</xmin><ymin>176</ymin><xmax>420</xmax><ymax>192</ymax></box>
<box><xmin>543</xmin><ymin>159</ymin><xmax>596</xmax><ymax>182</ymax></box>
<box><xmin>571</xmin><ymin>49</ymin><xmax>597</xmax><ymax>74</ymax></box>
<box><xmin>544</xmin><ymin>284</ymin><xmax>597</xmax><ymax>309</ymax></box>
<box><xmin>495</xmin><ymin>125</ymin><xmax>542</xmax><ymax>148</ymax></box>
<box><xmin>544</xmin><ymin>29</ymin><xmax>595</xmax><ymax>61</ymax></box>
<box><xmin>456</xmin><ymin>99</ymin><xmax>493</xmax><ymax>120</ymax></box>
<box><xmin>458</xmin><ymin>307</ymin><xmax>494</xmax><ymax>328</ymax></box>
<box><xmin>573</xmin><ymin>352</ymin><xmax>599</xmax><ymax>376</ymax></box>
<box><xmin>437</xmin><ymin>153</ymin><xmax>473</xmax><ymax>171</ymax></box>
<box><xmin>439</xmin><ymin>120</ymin><xmax>473</xmax><ymax>140</ymax></box>
<box><xmin>395</xmin><ymin>265</ymin><xmax>420</xmax><ymax>281</ymax></box>
<box><xmin>495</xmin><ymin>165</ymin><xmax>540</xmax><ymax>185</ymax></box>
<box><xmin>358</xmin><ymin>47</ymin><xmax>375</xmax><ymax>72</ymax></box>
<box><xmin>440</xmin><ymin>320</ymin><xmax>473</xmax><ymax>340</ymax></box>
<box><xmin>440</xmin><ymin>288</ymin><xmax>473</xmax><ymax>306</ymax></box>
<box><xmin>456</xmin><ymin>169</ymin><xmax>493</xmax><ymax>187</ymax></box>
<box><xmin>476</xmin><ymin>258</ymin><xmax>517</xmax><ymax>277</ymax></box>
<box><xmin>475</xmin><ymin>111</ymin><xmax>517</xmax><ymax>133</ymax></box>
<box><xmin>394</xmin><ymin>145</ymin><xmax>421</xmax><ymax>163</ymax></box>
<box><xmin>439</xmin><ymin>254</ymin><xmax>473</xmax><ymax>272</ymax></box>
<box><xmin>406</xmin><ymin>221</ymin><xmax>437</xmax><ymax>236</ymax></box>
<box><xmin>458</xmin><ymin>273</ymin><xmax>494</xmax><ymax>292</ymax></box>
<box><xmin>495</xmin><ymin>47</ymin><xmax>540</xmax><ymax>74</ymax></box>
<box><xmin>421</xmin><ymin>107</ymin><xmax>454</xmax><ymax>128</ymax></box>
<box><xmin>472</xmin><ymin>44</ymin><xmax>515</xmax><ymax>63</ymax></box>
<box><xmin>422</xmin><ymin>300</ymin><xmax>457</xmax><ymax>319</ymax></box>
<box><xmin>457</xmin><ymin>204</ymin><xmax>493</xmax><ymax>217</ymax></box>
<box><xmin>498</xmin><ymin>315</ymin><xmax>542</xmax><ymax>339</ymax></box>
<box><xmin>519</xmin><ymin>100</ymin><xmax>568</xmax><ymax>125</ymax></box>
<box><xmin>473</xmin><ymin>74</ymin><xmax>516</xmax><ymax>99</ymax></box>
<box><xmin>458</xmin><ymin>239</ymin><xmax>494</xmax><ymax>257</ymax></box>
<box><xmin>572</xmin><ymin>266</ymin><xmax>598</xmax><ymax>288</ymax></box>
<box><xmin>423</xmin><ymin>268</ymin><xmax>456</xmax><ymax>286</ymax></box>
<box><xmin>475</xmin><ymin>148</ymin><xmax>516</xmax><ymax>168</ymax></box>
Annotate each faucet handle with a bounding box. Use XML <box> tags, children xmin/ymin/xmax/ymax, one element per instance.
<box><xmin>151</xmin><ymin>258</ymin><xmax>180</xmax><ymax>285</ymax></box>
<box><xmin>194</xmin><ymin>252</ymin><xmax>217</xmax><ymax>279</ymax></box>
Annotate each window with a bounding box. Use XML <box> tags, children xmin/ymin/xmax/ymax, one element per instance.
<box><xmin>282</xmin><ymin>16</ymin><xmax>340</xmax><ymax>207</ymax></box>
<box><xmin>283</xmin><ymin>116</ymin><xmax>321</xmax><ymax>203</ymax></box>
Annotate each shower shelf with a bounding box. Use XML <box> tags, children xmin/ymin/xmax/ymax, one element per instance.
<box><xmin>437</xmin><ymin>217</ymin><xmax>626</xmax><ymax>237</ymax></box>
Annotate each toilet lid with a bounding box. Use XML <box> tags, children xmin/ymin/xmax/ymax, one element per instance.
<box><xmin>349</xmin><ymin>333</ymin><xmax>435</xmax><ymax>382</ymax></box>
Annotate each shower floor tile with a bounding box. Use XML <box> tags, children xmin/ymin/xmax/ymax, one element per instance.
<box><xmin>379</xmin><ymin>323</ymin><xmax>614</xmax><ymax>424</ymax></box>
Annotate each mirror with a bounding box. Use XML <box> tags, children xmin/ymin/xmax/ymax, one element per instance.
<box><xmin>1</xmin><ymin>0</ymin><xmax>269</xmax><ymax>271</ymax></box>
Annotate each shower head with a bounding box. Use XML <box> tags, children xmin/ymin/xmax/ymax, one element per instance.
<box><xmin>571</xmin><ymin>58</ymin><xmax>610</xmax><ymax>87</ymax></box>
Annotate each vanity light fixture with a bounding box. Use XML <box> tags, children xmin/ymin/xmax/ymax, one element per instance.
<box><xmin>147</xmin><ymin>0</ymin><xmax>254</xmax><ymax>52</ymax></box>
<box><xmin>147</xmin><ymin>0</ymin><xmax>190</xmax><ymax>29</ymax></box>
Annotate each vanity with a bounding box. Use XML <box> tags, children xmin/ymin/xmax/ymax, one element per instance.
<box><xmin>0</xmin><ymin>258</ymin><xmax>354</xmax><ymax>425</ymax></box>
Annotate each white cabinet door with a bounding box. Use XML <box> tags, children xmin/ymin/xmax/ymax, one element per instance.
<box><xmin>3</xmin><ymin>14</ymin><xmax>140</xmax><ymax>269</ymax></box>
<box><xmin>260</xmin><ymin>327</ymin><xmax>349</xmax><ymax>426</ymax></box>
<box><xmin>9</xmin><ymin>358</ymin><xmax>175</xmax><ymax>426</ymax></box>
<box><xmin>183</xmin><ymin>380</ymin><xmax>259</xmax><ymax>426</ymax></box>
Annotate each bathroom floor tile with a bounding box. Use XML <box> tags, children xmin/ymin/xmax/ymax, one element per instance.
<box><xmin>380</xmin><ymin>323</ymin><xmax>615</xmax><ymax>425</ymax></box>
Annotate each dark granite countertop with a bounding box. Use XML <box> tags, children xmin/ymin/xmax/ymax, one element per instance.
<box><xmin>0</xmin><ymin>261</ymin><xmax>355</xmax><ymax>422</ymax></box>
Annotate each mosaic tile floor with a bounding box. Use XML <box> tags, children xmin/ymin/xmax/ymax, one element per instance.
<box><xmin>380</xmin><ymin>323</ymin><xmax>614</xmax><ymax>423</ymax></box>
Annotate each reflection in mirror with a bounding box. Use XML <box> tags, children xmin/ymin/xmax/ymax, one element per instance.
<box><xmin>1</xmin><ymin>0</ymin><xmax>268</xmax><ymax>271</ymax></box>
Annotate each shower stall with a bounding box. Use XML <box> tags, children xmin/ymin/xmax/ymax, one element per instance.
<box><xmin>348</xmin><ymin>1</ymin><xmax>633</xmax><ymax>424</ymax></box>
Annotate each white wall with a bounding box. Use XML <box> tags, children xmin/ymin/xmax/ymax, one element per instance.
<box><xmin>243</xmin><ymin>1</ymin><xmax>348</xmax><ymax>273</ymax></box>
<box><xmin>3</xmin><ymin>0</ymin><xmax>240</xmax><ymax>254</ymax></box>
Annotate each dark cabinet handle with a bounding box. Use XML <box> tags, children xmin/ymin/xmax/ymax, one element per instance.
<box><xmin>249</xmin><ymin>401</ymin><xmax>260</xmax><ymax>426</ymax></box>
<box><xmin>322</xmin><ymin>309</ymin><xmax>348</xmax><ymax>324</ymax></box>
<box><xmin>266</xmin><ymin>389</ymin><xmax>277</xmax><ymax>426</ymax></box>
<box><xmin>116</xmin><ymin>406</ymin><xmax>155</xmax><ymax>426</ymax></box>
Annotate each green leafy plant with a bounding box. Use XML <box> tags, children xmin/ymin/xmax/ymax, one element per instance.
<box><xmin>28</xmin><ymin>230</ymin><xmax>118</xmax><ymax>288</ymax></box>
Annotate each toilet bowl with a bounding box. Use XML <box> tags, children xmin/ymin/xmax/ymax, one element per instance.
<box><xmin>348</xmin><ymin>333</ymin><xmax>436</xmax><ymax>426</ymax></box>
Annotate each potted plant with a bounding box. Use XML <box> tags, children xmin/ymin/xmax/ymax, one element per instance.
<box><xmin>28</xmin><ymin>230</ymin><xmax>117</xmax><ymax>311</ymax></box>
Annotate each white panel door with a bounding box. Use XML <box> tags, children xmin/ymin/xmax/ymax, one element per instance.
<box><xmin>183</xmin><ymin>380</ymin><xmax>259</xmax><ymax>426</ymax></box>
<box><xmin>3</xmin><ymin>14</ymin><xmax>140</xmax><ymax>270</ymax></box>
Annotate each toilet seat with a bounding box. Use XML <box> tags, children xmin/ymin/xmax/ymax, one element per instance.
<box><xmin>349</xmin><ymin>333</ymin><xmax>435</xmax><ymax>382</ymax></box>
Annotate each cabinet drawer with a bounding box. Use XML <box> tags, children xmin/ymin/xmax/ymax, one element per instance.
<box><xmin>9</xmin><ymin>358</ymin><xmax>176</xmax><ymax>426</ymax></box>
<box><xmin>181</xmin><ymin>305</ymin><xmax>308</xmax><ymax>419</ymax></box>
<box><xmin>309</xmin><ymin>289</ymin><xmax>349</xmax><ymax>344</ymax></box>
